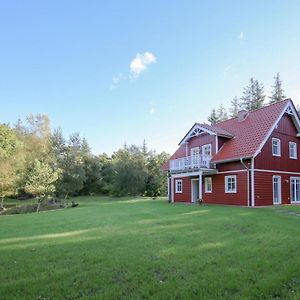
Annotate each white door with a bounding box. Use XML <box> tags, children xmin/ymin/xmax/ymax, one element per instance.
<box><xmin>191</xmin><ymin>147</ymin><xmax>199</xmax><ymax>167</ymax></box>
<box><xmin>291</xmin><ymin>177</ymin><xmax>300</xmax><ymax>203</ymax></box>
<box><xmin>273</xmin><ymin>176</ymin><xmax>281</xmax><ymax>204</ymax></box>
<box><xmin>191</xmin><ymin>179</ymin><xmax>199</xmax><ymax>203</ymax></box>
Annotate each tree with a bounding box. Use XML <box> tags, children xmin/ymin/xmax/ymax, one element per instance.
<box><xmin>229</xmin><ymin>96</ymin><xmax>240</xmax><ymax>118</ymax></box>
<box><xmin>0</xmin><ymin>124</ymin><xmax>18</xmax><ymax>210</ymax></box>
<box><xmin>14</xmin><ymin>114</ymin><xmax>53</xmax><ymax>195</ymax></box>
<box><xmin>269</xmin><ymin>73</ymin><xmax>286</xmax><ymax>104</ymax></box>
<box><xmin>54</xmin><ymin>133</ymin><xmax>87</xmax><ymax>199</ymax></box>
<box><xmin>111</xmin><ymin>146</ymin><xmax>147</xmax><ymax>196</ymax></box>
<box><xmin>0</xmin><ymin>161</ymin><xmax>16</xmax><ymax>210</ymax></box>
<box><xmin>25</xmin><ymin>159</ymin><xmax>60</xmax><ymax>212</ymax></box>
<box><xmin>241</xmin><ymin>78</ymin><xmax>265</xmax><ymax>111</ymax></box>
<box><xmin>208</xmin><ymin>109</ymin><xmax>219</xmax><ymax>125</ymax></box>
<box><xmin>0</xmin><ymin>124</ymin><xmax>17</xmax><ymax>159</ymax></box>
<box><xmin>217</xmin><ymin>104</ymin><xmax>228</xmax><ymax>122</ymax></box>
<box><xmin>144</xmin><ymin>151</ymin><xmax>169</xmax><ymax>197</ymax></box>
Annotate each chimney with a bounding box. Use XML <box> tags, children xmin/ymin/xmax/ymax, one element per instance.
<box><xmin>237</xmin><ymin>110</ymin><xmax>248</xmax><ymax>122</ymax></box>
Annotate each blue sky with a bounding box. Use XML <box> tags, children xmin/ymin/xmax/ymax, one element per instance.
<box><xmin>1</xmin><ymin>1</ymin><xmax>300</xmax><ymax>155</ymax></box>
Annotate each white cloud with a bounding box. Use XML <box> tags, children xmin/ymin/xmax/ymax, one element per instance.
<box><xmin>238</xmin><ymin>32</ymin><xmax>244</xmax><ymax>40</ymax></box>
<box><xmin>110</xmin><ymin>72</ymin><xmax>127</xmax><ymax>90</ymax></box>
<box><xmin>150</xmin><ymin>107</ymin><xmax>155</xmax><ymax>114</ymax></box>
<box><xmin>130</xmin><ymin>52</ymin><xmax>156</xmax><ymax>78</ymax></box>
<box><xmin>110</xmin><ymin>51</ymin><xmax>156</xmax><ymax>90</ymax></box>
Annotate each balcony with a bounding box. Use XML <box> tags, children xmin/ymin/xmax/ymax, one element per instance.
<box><xmin>169</xmin><ymin>155</ymin><xmax>213</xmax><ymax>173</ymax></box>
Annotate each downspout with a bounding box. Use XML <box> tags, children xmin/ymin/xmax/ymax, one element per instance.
<box><xmin>240</xmin><ymin>158</ymin><xmax>250</xmax><ymax>207</ymax></box>
<box><xmin>251</xmin><ymin>158</ymin><xmax>255</xmax><ymax>207</ymax></box>
<box><xmin>215</xmin><ymin>135</ymin><xmax>219</xmax><ymax>154</ymax></box>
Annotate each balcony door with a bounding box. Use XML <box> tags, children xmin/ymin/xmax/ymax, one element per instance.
<box><xmin>191</xmin><ymin>147</ymin><xmax>199</xmax><ymax>168</ymax></box>
<box><xmin>202</xmin><ymin>144</ymin><xmax>212</xmax><ymax>156</ymax></box>
<box><xmin>201</xmin><ymin>144</ymin><xmax>212</xmax><ymax>168</ymax></box>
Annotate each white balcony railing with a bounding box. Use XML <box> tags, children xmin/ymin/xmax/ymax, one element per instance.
<box><xmin>169</xmin><ymin>155</ymin><xmax>212</xmax><ymax>172</ymax></box>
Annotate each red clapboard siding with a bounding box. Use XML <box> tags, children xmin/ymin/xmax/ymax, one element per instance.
<box><xmin>203</xmin><ymin>172</ymin><xmax>248</xmax><ymax>206</ymax></box>
<box><xmin>173</xmin><ymin>177</ymin><xmax>191</xmax><ymax>202</ymax></box>
<box><xmin>254</xmin><ymin>171</ymin><xmax>291</xmax><ymax>206</ymax></box>
<box><xmin>187</xmin><ymin>133</ymin><xmax>216</xmax><ymax>155</ymax></box>
<box><xmin>217</xmin><ymin>160</ymin><xmax>251</xmax><ymax>172</ymax></box>
<box><xmin>255</xmin><ymin>113</ymin><xmax>300</xmax><ymax>172</ymax></box>
<box><xmin>170</xmin><ymin>133</ymin><xmax>216</xmax><ymax>161</ymax></box>
<box><xmin>217</xmin><ymin>136</ymin><xmax>228</xmax><ymax>151</ymax></box>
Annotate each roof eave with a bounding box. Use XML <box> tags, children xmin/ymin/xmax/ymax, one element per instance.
<box><xmin>212</xmin><ymin>156</ymin><xmax>253</xmax><ymax>164</ymax></box>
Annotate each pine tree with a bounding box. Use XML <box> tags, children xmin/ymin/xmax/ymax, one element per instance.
<box><xmin>207</xmin><ymin>109</ymin><xmax>219</xmax><ymax>125</ymax></box>
<box><xmin>217</xmin><ymin>104</ymin><xmax>228</xmax><ymax>122</ymax></box>
<box><xmin>142</xmin><ymin>139</ymin><xmax>148</xmax><ymax>156</ymax></box>
<box><xmin>269</xmin><ymin>72</ymin><xmax>286</xmax><ymax>104</ymax></box>
<box><xmin>241</xmin><ymin>78</ymin><xmax>265</xmax><ymax>111</ymax></box>
<box><xmin>229</xmin><ymin>96</ymin><xmax>240</xmax><ymax>118</ymax></box>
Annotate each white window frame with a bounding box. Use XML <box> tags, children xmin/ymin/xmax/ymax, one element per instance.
<box><xmin>272</xmin><ymin>138</ymin><xmax>281</xmax><ymax>157</ymax></box>
<box><xmin>204</xmin><ymin>177</ymin><xmax>212</xmax><ymax>193</ymax></box>
<box><xmin>225</xmin><ymin>175</ymin><xmax>237</xmax><ymax>193</ymax></box>
<box><xmin>290</xmin><ymin>177</ymin><xmax>300</xmax><ymax>203</ymax></box>
<box><xmin>175</xmin><ymin>179</ymin><xmax>182</xmax><ymax>193</ymax></box>
<box><xmin>191</xmin><ymin>147</ymin><xmax>200</xmax><ymax>157</ymax></box>
<box><xmin>202</xmin><ymin>144</ymin><xmax>212</xmax><ymax>156</ymax></box>
<box><xmin>191</xmin><ymin>147</ymin><xmax>200</xmax><ymax>166</ymax></box>
<box><xmin>289</xmin><ymin>142</ymin><xmax>297</xmax><ymax>159</ymax></box>
<box><xmin>273</xmin><ymin>175</ymin><xmax>282</xmax><ymax>204</ymax></box>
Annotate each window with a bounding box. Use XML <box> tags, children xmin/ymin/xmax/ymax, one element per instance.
<box><xmin>202</xmin><ymin>144</ymin><xmax>212</xmax><ymax>156</ymax></box>
<box><xmin>175</xmin><ymin>179</ymin><xmax>182</xmax><ymax>193</ymax></box>
<box><xmin>191</xmin><ymin>147</ymin><xmax>200</xmax><ymax>166</ymax></box>
<box><xmin>272</xmin><ymin>138</ymin><xmax>281</xmax><ymax>157</ymax></box>
<box><xmin>205</xmin><ymin>177</ymin><xmax>212</xmax><ymax>193</ymax></box>
<box><xmin>225</xmin><ymin>175</ymin><xmax>237</xmax><ymax>193</ymax></box>
<box><xmin>289</xmin><ymin>142</ymin><xmax>297</xmax><ymax>159</ymax></box>
<box><xmin>273</xmin><ymin>176</ymin><xmax>281</xmax><ymax>204</ymax></box>
<box><xmin>291</xmin><ymin>177</ymin><xmax>300</xmax><ymax>203</ymax></box>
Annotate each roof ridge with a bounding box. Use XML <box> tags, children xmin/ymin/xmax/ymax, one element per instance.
<box><xmin>214</xmin><ymin>98</ymin><xmax>290</xmax><ymax>126</ymax></box>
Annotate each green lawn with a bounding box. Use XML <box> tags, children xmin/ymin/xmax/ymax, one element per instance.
<box><xmin>1</xmin><ymin>197</ymin><xmax>300</xmax><ymax>299</ymax></box>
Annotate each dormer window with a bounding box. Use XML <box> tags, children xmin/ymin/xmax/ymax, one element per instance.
<box><xmin>272</xmin><ymin>138</ymin><xmax>281</xmax><ymax>157</ymax></box>
<box><xmin>289</xmin><ymin>142</ymin><xmax>297</xmax><ymax>159</ymax></box>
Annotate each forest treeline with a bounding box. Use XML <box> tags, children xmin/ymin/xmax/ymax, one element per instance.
<box><xmin>0</xmin><ymin>116</ymin><xmax>169</xmax><ymax>210</ymax></box>
<box><xmin>207</xmin><ymin>72</ymin><xmax>287</xmax><ymax>124</ymax></box>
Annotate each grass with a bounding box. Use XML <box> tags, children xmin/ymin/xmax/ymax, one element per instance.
<box><xmin>1</xmin><ymin>196</ymin><xmax>300</xmax><ymax>299</ymax></box>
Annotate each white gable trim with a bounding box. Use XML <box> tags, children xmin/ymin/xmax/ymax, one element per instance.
<box><xmin>253</xmin><ymin>100</ymin><xmax>300</xmax><ymax>158</ymax></box>
<box><xmin>179</xmin><ymin>124</ymin><xmax>216</xmax><ymax>145</ymax></box>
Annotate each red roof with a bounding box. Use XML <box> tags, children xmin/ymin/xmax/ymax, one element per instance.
<box><xmin>211</xmin><ymin>99</ymin><xmax>290</xmax><ymax>163</ymax></box>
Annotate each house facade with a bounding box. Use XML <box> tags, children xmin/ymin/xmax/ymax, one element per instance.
<box><xmin>165</xmin><ymin>99</ymin><xmax>300</xmax><ymax>206</ymax></box>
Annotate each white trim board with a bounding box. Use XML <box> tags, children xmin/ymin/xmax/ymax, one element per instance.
<box><xmin>254</xmin><ymin>169</ymin><xmax>300</xmax><ymax>176</ymax></box>
<box><xmin>254</xmin><ymin>100</ymin><xmax>300</xmax><ymax>158</ymax></box>
<box><xmin>171</xmin><ymin>169</ymin><xmax>217</xmax><ymax>178</ymax></box>
<box><xmin>179</xmin><ymin>123</ymin><xmax>216</xmax><ymax>145</ymax></box>
<box><xmin>217</xmin><ymin>169</ymin><xmax>247</xmax><ymax>174</ymax></box>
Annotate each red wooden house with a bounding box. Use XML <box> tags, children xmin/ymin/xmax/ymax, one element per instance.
<box><xmin>165</xmin><ymin>99</ymin><xmax>300</xmax><ymax>206</ymax></box>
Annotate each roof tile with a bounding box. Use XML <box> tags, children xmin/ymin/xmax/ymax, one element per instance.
<box><xmin>211</xmin><ymin>99</ymin><xmax>290</xmax><ymax>162</ymax></box>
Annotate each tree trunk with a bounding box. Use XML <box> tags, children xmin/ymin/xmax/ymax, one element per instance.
<box><xmin>0</xmin><ymin>196</ymin><xmax>4</xmax><ymax>210</ymax></box>
<box><xmin>65</xmin><ymin>192</ymin><xmax>69</xmax><ymax>207</ymax></box>
<box><xmin>36</xmin><ymin>198</ymin><xmax>43</xmax><ymax>212</ymax></box>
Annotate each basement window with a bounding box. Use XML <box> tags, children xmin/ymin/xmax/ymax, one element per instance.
<box><xmin>225</xmin><ymin>175</ymin><xmax>237</xmax><ymax>193</ymax></box>
<box><xmin>175</xmin><ymin>179</ymin><xmax>182</xmax><ymax>193</ymax></box>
